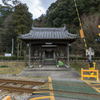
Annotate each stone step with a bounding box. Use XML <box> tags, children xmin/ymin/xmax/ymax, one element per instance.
<box><xmin>23</xmin><ymin>66</ymin><xmax>76</xmax><ymax>71</ymax></box>
<box><xmin>43</xmin><ymin>60</ymin><xmax>56</xmax><ymax>65</ymax></box>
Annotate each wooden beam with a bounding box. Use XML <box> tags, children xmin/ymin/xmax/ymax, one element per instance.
<box><xmin>21</xmin><ymin>40</ymin><xmax>76</xmax><ymax>44</ymax></box>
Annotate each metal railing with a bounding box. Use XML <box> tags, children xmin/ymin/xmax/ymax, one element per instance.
<box><xmin>81</xmin><ymin>68</ymin><xmax>99</xmax><ymax>81</ymax></box>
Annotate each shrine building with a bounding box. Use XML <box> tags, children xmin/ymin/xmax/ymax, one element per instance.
<box><xmin>19</xmin><ymin>26</ymin><xmax>78</xmax><ymax>68</ymax></box>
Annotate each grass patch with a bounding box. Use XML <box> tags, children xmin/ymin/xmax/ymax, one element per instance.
<box><xmin>0</xmin><ymin>62</ymin><xmax>26</xmax><ymax>75</ymax></box>
<box><xmin>70</xmin><ymin>62</ymin><xmax>100</xmax><ymax>74</ymax></box>
<box><xmin>0</xmin><ymin>65</ymin><xmax>8</xmax><ymax>68</ymax></box>
<box><xmin>33</xmin><ymin>62</ymin><xmax>39</xmax><ymax>65</ymax></box>
<box><xmin>45</xmin><ymin>59</ymin><xmax>54</xmax><ymax>60</ymax></box>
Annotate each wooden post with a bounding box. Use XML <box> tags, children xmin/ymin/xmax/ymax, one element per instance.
<box><xmin>20</xmin><ymin>42</ymin><xmax>22</xmax><ymax>56</ymax></box>
<box><xmin>67</xmin><ymin>42</ymin><xmax>69</xmax><ymax>66</ymax></box>
<box><xmin>29</xmin><ymin>42</ymin><xmax>31</xmax><ymax>67</ymax></box>
<box><xmin>56</xmin><ymin>52</ymin><xmax>59</xmax><ymax>67</ymax></box>
<box><xmin>17</xmin><ymin>43</ymin><xmax>19</xmax><ymax>57</ymax></box>
<box><xmin>54</xmin><ymin>51</ymin><xmax>55</xmax><ymax>61</ymax></box>
<box><xmin>24</xmin><ymin>51</ymin><xmax>28</xmax><ymax>66</ymax></box>
<box><xmin>43</xmin><ymin>51</ymin><xmax>45</xmax><ymax>65</ymax></box>
<box><xmin>39</xmin><ymin>52</ymin><xmax>42</xmax><ymax>67</ymax></box>
<box><xmin>54</xmin><ymin>50</ymin><xmax>56</xmax><ymax>64</ymax></box>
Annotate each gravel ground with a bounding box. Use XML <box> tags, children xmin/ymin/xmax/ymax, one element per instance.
<box><xmin>0</xmin><ymin>75</ymin><xmax>46</xmax><ymax>100</ymax></box>
<box><xmin>0</xmin><ymin>91</ymin><xmax>32</xmax><ymax>100</ymax></box>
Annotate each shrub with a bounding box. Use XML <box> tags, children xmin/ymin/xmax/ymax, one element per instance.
<box><xmin>0</xmin><ymin>65</ymin><xmax>8</xmax><ymax>68</ymax></box>
<box><xmin>69</xmin><ymin>57</ymin><xmax>100</xmax><ymax>61</ymax></box>
<box><xmin>69</xmin><ymin>57</ymin><xmax>76</xmax><ymax>61</ymax></box>
<box><xmin>0</xmin><ymin>56</ymin><xmax>24</xmax><ymax>60</ymax></box>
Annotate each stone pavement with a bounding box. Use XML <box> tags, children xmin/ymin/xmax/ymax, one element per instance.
<box><xmin>19</xmin><ymin>65</ymin><xmax>81</xmax><ymax>81</ymax></box>
<box><xmin>19</xmin><ymin>65</ymin><xmax>100</xmax><ymax>100</ymax></box>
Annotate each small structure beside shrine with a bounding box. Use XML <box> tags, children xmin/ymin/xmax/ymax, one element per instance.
<box><xmin>19</xmin><ymin>26</ymin><xmax>78</xmax><ymax>68</ymax></box>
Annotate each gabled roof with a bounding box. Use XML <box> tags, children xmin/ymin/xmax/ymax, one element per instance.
<box><xmin>19</xmin><ymin>27</ymin><xmax>78</xmax><ymax>40</ymax></box>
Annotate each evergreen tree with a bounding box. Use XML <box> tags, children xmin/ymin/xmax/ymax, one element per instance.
<box><xmin>13</xmin><ymin>3</ymin><xmax>27</xmax><ymax>35</ymax></box>
<box><xmin>1</xmin><ymin>14</ymin><xmax>17</xmax><ymax>53</ymax></box>
<box><xmin>0</xmin><ymin>4</ymin><xmax>13</xmax><ymax>28</ymax></box>
<box><xmin>45</xmin><ymin>0</ymin><xmax>100</xmax><ymax>29</ymax></box>
<box><xmin>13</xmin><ymin>3</ymin><xmax>33</xmax><ymax>56</ymax></box>
<box><xmin>13</xmin><ymin>3</ymin><xmax>33</xmax><ymax>35</ymax></box>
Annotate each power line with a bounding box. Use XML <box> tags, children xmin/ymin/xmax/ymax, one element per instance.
<box><xmin>26</xmin><ymin>0</ymin><xmax>60</xmax><ymax>27</ymax></box>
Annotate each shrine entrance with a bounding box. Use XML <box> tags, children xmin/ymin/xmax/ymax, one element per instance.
<box><xmin>45</xmin><ymin>50</ymin><xmax>53</xmax><ymax>58</ymax></box>
<box><xmin>41</xmin><ymin>45</ymin><xmax>57</xmax><ymax>65</ymax></box>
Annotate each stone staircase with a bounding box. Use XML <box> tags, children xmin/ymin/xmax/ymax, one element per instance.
<box><xmin>23</xmin><ymin>65</ymin><xmax>76</xmax><ymax>71</ymax></box>
<box><xmin>43</xmin><ymin>59</ymin><xmax>56</xmax><ymax>65</ymax></box>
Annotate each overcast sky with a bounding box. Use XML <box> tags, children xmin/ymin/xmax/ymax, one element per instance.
<box><xmin>0</xmin><ymin>0</ymin><xmax>57</xmax><ymax>19</ymax></box>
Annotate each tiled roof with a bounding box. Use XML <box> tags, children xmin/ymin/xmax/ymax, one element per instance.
<box><xmin>19</xmin><ymin>27</ymin><xmax>78</xmax><ymax>40</ymax></box>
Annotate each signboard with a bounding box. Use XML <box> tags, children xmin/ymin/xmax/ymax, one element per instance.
<box><xmin>80</xmin><ymin>29</ymin><xmax>84</xmax><ymax>38</ymax></box>
<box><xmin>5</xmin><ymin>53</ymin><xmax>12</xmax><ymax>57</ymax></box>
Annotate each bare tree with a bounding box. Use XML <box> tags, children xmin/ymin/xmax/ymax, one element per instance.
<box><xmin>81</xmin><ymin>14</ymin><xmax>100</xmax><ymax>52</ymax></box>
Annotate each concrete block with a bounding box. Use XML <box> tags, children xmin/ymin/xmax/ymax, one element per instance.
<box><xmin>30</xmin><ymin>65</ymin><xmax>33</xmax><ymax>68</ymax></box>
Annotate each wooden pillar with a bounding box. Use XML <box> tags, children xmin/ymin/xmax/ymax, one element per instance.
<box><xmin>54</xmin><ymin>50</ymin><xmax>56</xmax><ymax>61</ymax></box>
<box><xmin>67</xmin><ymin>42</ymin><xmax>69</xmax><ymax>66</ymax></box>
<box><xmin>56</xmin><ymin>52</ymin><xmax>59</xmax><ymax>67</ymax></box>
<box><xmin>39</xmin><ymin>52</ymin><xmax>42</xmax><ymax>67</ymax></box>
<box><xmin>43</xmin><ymin>51</ymin><xmax>45</xmax><ymax>65</ymax></box>
<box><xmin>20</xmin><ymin>42</ymin><xmax>22</xmax><ymax>56</ymax></box>
<box><xmin>17</xmin><ymin>43</ymin><xmax>19</xmax><ymax>57</ymax></box>
<box><xmin>29</xmin><ymin>42</ymin><xmax>31</xmax><ymax>67</ymax></box>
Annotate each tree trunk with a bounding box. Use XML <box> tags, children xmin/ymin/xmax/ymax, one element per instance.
<box><xmin>20</xmin><ymin>42</ymin><xmax>22</xmax><ymax>56</ymax></box>
<box><xmin>17</xmin><ymin>43</ymin><xmax>19</xmax><ymax>57</ymax></box>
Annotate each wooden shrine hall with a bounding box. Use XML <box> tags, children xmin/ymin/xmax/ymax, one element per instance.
<box><xmin>19</xmin><ymin>27</ymin><xmax>78</xmax><ymax>68</ymax></box>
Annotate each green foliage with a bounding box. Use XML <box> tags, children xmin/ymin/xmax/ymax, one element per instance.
<box><xmin>13</xmin><ymin>3</ymin><xmax>33</xmax><ymax>35</ymax></box>
<box><xmin>69</xmin><ymin>57</ymin><xmax>100</xmax><ymax>61</ymax></box>
<box><xmin>0</xmin><ymin>5</ymin><xmax>13</xmax><ymax>28</ymax></box>
<box><xmin>0</xmin><ymin>14</ymin><xmax>17</xmax><ymax>53</ymax></box>
<box><xmin>0</xmin><ymin>2</ymin><xmax>32</xmax><ymax>55</ymax></box>
<box><xmin>25</xmin><ymin>11</ymin><xmax>33</xmax><ymax>33</ymax></box>
<box><xmin>0</xmin><ymin>65</ymin><xmax>8</xmax><ymax>68</ymax></box>
<box><xmin>89</xmin><ymin>7</ymin><xmax>95</xmax><ymax>15</ymax></box>
<box><xmin>13</xmin><ymin>3</ymin><xmax>27</xmax><ymax>35</ymax></box>
<box><xmin>0</xmin><ymin>56</ymin><xmax>24</xmax><ymax>60</ymax></box>
<box><xmin>43</xmin><ymin>0</ymin><xmax>100</xmax><ymax>30</ymax></box>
